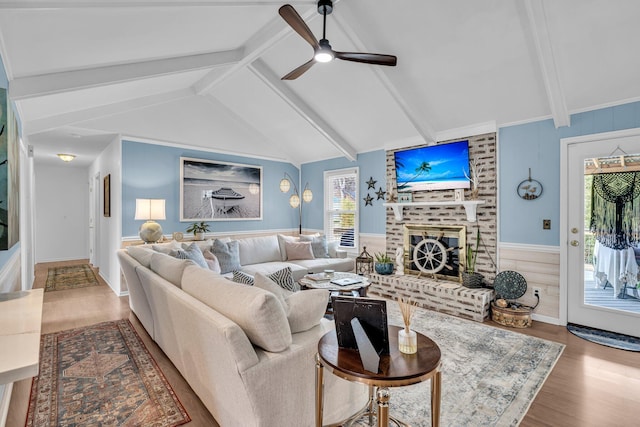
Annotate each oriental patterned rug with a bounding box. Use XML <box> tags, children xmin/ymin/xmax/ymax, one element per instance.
<box><xmin>25</xmin><ymin>320</ymin><xmax>190</xmax><ymax>427</ymax></box>
<box><xmin>45</xmin><ymin>264</ymin><xmax>100</xmax><ymax>292</ymax></box>
<box><xmin>352</xmin><ymin>302</ymin><xmax>565</xmax><ymax>427</ymax></box>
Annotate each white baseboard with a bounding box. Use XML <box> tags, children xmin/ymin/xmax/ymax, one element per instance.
<box><xmin>532</xmin><ymin>313</ymin><xmax>563</xmax><ymax>325</ymax></box>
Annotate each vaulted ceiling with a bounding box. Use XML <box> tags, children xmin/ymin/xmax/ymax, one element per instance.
<box><xmin>1</xmin><ymin>0</ymin><xmax>639</xmax><ymax>166</ymax></box>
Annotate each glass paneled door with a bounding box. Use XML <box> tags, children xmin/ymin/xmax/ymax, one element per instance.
<box><xmin>563</xmin><ymin>129</ymin><xmax>640</xmax><ymax>338</ymax></box>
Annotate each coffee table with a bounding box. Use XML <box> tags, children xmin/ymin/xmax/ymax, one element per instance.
<box><xmin>315</xmin><ymin>325</ymin><xmax>441</xmax><ymax>427</ymax></box>
<box><xmin>299</xmin><ymin>272</ymin><xmax>371</xmax><ymax>297</ymax></box>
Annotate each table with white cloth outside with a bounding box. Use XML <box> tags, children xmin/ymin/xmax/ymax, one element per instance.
<box><xmin>593</xmin><ymin>241</ymin><xmax>639</xmax><ymax>298</ymax></box>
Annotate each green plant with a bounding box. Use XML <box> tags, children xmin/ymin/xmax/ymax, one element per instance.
<box><xmin>465</xmin><ymin>227</ymin><xmax>481</xmax><ymax>274</ymax></box>
<box><xmin>374</xmin><ymin>252</ymin><xmax>393</xmax><ymax>264</ymax></box>
<box><xmin>186</xmin><ymin>221</ymin><xmax>211</xmax><ymax>235</ymax></box>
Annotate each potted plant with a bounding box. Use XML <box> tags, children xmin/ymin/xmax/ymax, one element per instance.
<box><xmin>462</xmin><ymin>227</ymin><xmax>484</xmax><ymax>288</ymax></box>
<box><xmin>186</xmin><ymin>221</ymin><xmax>211</xmax><ymax>241</ymax></box>
<box><xmin>374</xmin><ymin>252</ymin><xmax>395</xmax><ymax>275</ymax></box>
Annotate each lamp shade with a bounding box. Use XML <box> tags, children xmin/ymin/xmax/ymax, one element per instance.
<box><xmin>57</xmin><ymin>153</ymin><xmax>76</xmax><ymax>162</ymax></box>
<box><xmin>289</xmin><ymin>193</ymin><xmax>300</xmax><ymax>208</ymax></box>
<box><xmin>302</xmin><ymin>186</ymin><xmax>313</xmax><ymax>203</ymax></box>
<box><xmin>279</xmin><ymin>177</ymin><xmax>291</xmax><ymax>193</ymax></box>
<box><xmin>135</xmin><ymin>199</ymin><xmax>166</xmax><ymax>221</ymax></box>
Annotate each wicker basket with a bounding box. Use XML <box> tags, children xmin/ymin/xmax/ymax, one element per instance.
<box><xmin>461</xmin><ymin>272</ymin><xmax>484</xmax><ymax>288</ymax></box>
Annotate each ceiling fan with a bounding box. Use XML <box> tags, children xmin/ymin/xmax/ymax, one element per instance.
<box><xmin>278</xmin><ymin>0</ymin><xmax>397</xmax><ymax>80</ymax></box>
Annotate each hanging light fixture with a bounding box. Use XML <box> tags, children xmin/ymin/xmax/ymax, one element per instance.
<box><xmin>302</xmin><ymin>183</ymin><xmax>313</xmax><ymax>203</ymax></box>
<box><xmin>57</xmin><ymin>153</ymin><xmax>76</xmax><ymax>162</ymax></box>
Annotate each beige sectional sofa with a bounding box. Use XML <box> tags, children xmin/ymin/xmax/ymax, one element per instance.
<box><xmin>117</xmin><ymin>234</ymin><xmax>365</xmax><ymax>426</ymax></box>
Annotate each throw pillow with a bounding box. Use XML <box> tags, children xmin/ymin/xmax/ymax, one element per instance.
<box><xmin>285</xmin><ymin>289</ymin><xmax>329</xmax><ymax>333</ymax></box>
<box><xmin>211</xmin><ymin>239</ymin><xmax>241</xmax><ymax>274</ymax></box>
<box><xmin>267</xmin><ymin>266</ymin><xmax>299</xmax><ymax>291</ymax></box>
<box><xmin>126</xmin><ymin>246</ymin><xmax>154</xmax><ymax>267</ymax></box>
<box><xmin>254</xmin><ymin>272</ymin><xmax>291</xmax><ymax>309</ymax></box>
<box><xmin>203</xmin><ymin>250</ymin><xmax>221</xmax><ymax>274</ymax></box>
<box><xmin>149</xmin><ymin>252</ymin><xmax>196</xmax><ymax>288</ymax></box>
<box><xmin>151</xmin><ymin>240</ymin><xmax>181</xmax><ymax>254</ymax></box>
<box><xmin>170</xmin><ymin>242</ymin><xmax>208</xmax><ymax>269</ymax></box>
<box><xmin>284</xmin><ymin>241</ymin><xmax>315</xmax><ymax>261</ymax></box>
<box><xmin>299</xmin><ymin>234</ymin><xmax>329</xmax><ymax>258</ymax></box>
<box><xmin>277</xmin><ymin>234</ymin><xmax>299</xmax><ymax>261</ymax></box>
<box><xmin>232</xmin><ymin>270</ymin><xmax>255</xmax><ymax>285</ymax></box>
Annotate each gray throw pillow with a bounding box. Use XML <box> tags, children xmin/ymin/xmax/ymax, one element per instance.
<box><xmin>300</xmin><ymin>234</ymin><xmax>329</xmax><ymax>258</ymax></box>
<box><xmin>170</xmin><ymin>242</ymin><xmax>208</xmax><ymax>269</ymax></box>
<box><xmin>212</xmin><ymin>239</ymin><xmax>241</xmax><ymax>274</ymax></box>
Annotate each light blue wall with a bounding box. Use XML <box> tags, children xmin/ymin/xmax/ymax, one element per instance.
<box><xmin>121</xmin><ymin>141</ymin><xmax>301</xmax><ymax>236</ymax></box>
<box><xmin>301</xmin><ymin>150</ymin><xmax>386</xmax><ymax>234</ymax></box>
<box><xmin>499</xmin><ymin>100</ymin><xmax>640</xmax><ymax>246</ymax></box>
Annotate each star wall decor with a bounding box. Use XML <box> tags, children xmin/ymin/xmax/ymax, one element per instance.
<box><xmin>364</xmin><ymin>194</ymin><xmax>374</xmax><ymax>206</ymax></box>
<box><xmin>375</xmin><ymin>187</ymin><xmax>386</xmax><ymax>200</ymax></box>
<box><xmin>366</xmin><ymin>177</ymin><xmax>377</xmax><ymax>189</ymax></box>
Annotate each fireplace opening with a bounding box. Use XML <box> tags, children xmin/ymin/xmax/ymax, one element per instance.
<box><xmin>403</xmin><ymin>224</ymin><xmax>467</xmax><ymax>282</ymax></box>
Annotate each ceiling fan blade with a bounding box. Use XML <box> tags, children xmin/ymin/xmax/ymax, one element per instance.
<box><xmin>281</xmin><ymin>58</ymin><xmax>316</xmax><ymax>80</ymax></box>
<box><xmin>279</xmin><ymin>4</ymin><xmax>319</xmax><ymax>50</ymax></box>
<box><xmin>334</xmin><ymin>51</ymin><xmax>397</xmax><ymax>66</ymax></box>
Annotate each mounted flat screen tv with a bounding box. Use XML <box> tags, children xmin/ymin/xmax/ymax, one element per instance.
<box><xmin>394</xmin><ymin>140</ymin><xmax>470</xmax><ymax>192</ymax></box>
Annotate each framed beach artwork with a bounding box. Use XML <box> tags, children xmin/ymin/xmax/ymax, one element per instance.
<box><xmin>0</xmin><ymin>88</ymin><xmax>20</xmax><ymax>250</ymax></box>
<box><xmin>180</xmin><ymin>157</ymin><xmax>263</xmax><ymax>221</ymax></box>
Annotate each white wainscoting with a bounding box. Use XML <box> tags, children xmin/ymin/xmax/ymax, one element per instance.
<box><xmin>498</xmin><ymin>242</ymin><xmax>561</xmax><ymax>324</ymax></box>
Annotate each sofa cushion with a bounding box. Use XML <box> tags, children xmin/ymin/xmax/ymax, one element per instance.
<box><xmin>237</xmin><ymin>235</ymin><xmax>281</xmax><ymax>266</ymax></box>
<box><xmin>203</xmin><ymin>250</ymin><xmax>221</xmax><ymax>273</ymax></box>
<box><xmin>254</xmin><ymin>273</ymin><xmax>327</xmax><ymax>333</ymax></box>
<box><xmin>126</xmin><ymin>245</ymin><xmax>154</xmax><ymax>267</ymax></box>
<box><xmin>277</xmin><ymin>234</ymin><xmax>299</xmax><ymax>261</ymax></box>
<box><xmin>182</xmin><ymin>266</ymin><xmax>292</xmax><ymax>352</ymax></box>
<box><xmin>289</xmin><ymin>257</ymin><xmax>355</xmax><ymax>273</ymax></box>
<box><xmin>149</xmin><ymin>252</ymin><xmax>196</xmax><ymax>287</ymax></box>
<box><xmin>151</xmin><ymin>240</ymin><xmax>182</xmax><ymax>254</ymax></box>
<box><xmin>284</xmin><ymin>241</ymin><xmax>314</xmax><ymax>261</ymax></box>
<box><xmin>212</xmin><ymin>239</ymin><xmax>241</xmax><ymax>274</ymax></box>
<box><xmin>299</xmin><ymin>234</ymin><xmax>329</xmax><ymax>258</ymax></box>
<box><xmin>170</xmin><ymin>242</ymin><xmax>208</xmax><ymax>269</ymax></box>
<box><xmin>239</xmin><ymin>261</ymin><xmax>309</xmax><ymax>281</ymax></box>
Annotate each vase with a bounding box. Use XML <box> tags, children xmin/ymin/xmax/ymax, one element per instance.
<box><xmin>398</xmin><ymin>328</ymin><xmax>417</xmax><ymax>354</ymax></box>
<box><xmin>461</xmin><ymin>271</ymin><xmax>484</xmax><ymax>288</ymax></box>
<box><xmin>375</xmin><ymin>262</ymin><xmax>394</xmax><ymax>275</ymax></box>
<box><xmin>194</xmin><ymin>232</ymin><xmax>205</xmax><ymax>241</ymax></box>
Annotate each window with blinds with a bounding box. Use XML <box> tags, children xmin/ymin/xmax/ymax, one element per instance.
<box><xmin>324</xmin><ymin>168</ymin><xmax>359</xmax><ymax>249</ymax></box>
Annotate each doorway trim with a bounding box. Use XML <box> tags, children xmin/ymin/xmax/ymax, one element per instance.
<box><xmin>560</xmin><ymin>126</ymin><xmax>640</xmax><ymax>327</ymax></box>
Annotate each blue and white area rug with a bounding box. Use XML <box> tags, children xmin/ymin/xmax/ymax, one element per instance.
<box><xmin>567</xmin><ymin>323</ymin><xmax>640</xmax><ymax>352</ymax></box>
<box><xmin>352</xmin><ymin>303</ymin><xmax>565</xmax><ymax>427</ymax></box>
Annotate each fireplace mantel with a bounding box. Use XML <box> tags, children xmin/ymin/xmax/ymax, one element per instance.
<box><xmin>383</xmin><ymin>200</ymin><xmax>485</xmax><ymax>222</ymax></box>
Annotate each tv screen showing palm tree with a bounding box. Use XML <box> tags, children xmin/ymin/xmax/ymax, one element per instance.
<box><xmin>394</xmin><ymin>140</ymin><xmax>470</xmax><ymax>192</ymax></box>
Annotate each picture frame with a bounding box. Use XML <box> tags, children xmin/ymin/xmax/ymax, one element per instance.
<box><xmin>0</xmin><ymin>88</ymin><xmax>20</xmax><ymax>250</ymax></box>
<box><xmin>103</xmin><ymin>174</ymin><xmax>111</xmax><ymax>217</ymax></box>
<box><xmin>332</xmin><ymin>296</ymin><xmax>390</xmax><ymax>356</ymax></box>
<box><xmin>397</xmin><ymin>191</ymin><xmax>413</xmax><ymax>203</ymax></box>
<box><xmin>180</xmin><ymin>157</ymin><xmax>263</xmax><ymax>221</ymax></box>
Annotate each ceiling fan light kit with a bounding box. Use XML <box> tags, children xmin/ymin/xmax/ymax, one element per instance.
<box><xmin>279</xmin><ymin>1</ymin><xmax>397</xmax><ymax>80</ymax></box>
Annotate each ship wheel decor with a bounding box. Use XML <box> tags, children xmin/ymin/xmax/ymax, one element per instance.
<box><xmin>412</xmin><ymin>233</ymin><xmax>457</xmax><ymax>279</ymax></box>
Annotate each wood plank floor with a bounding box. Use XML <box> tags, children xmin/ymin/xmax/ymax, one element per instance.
<box><xmin>6</xmin><ymin>260</ymin><xmax>640</xmax><ymax>426</ymax></box>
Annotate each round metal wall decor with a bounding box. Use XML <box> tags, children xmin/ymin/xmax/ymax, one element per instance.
<box><xmin>517</xmin><ymin>168</ymin><xmax>543</xmax><ymax>200</ymax></box>
<box><xmin>493</xmin><ymin>270</ymin><xmax>527</xmax><ymax>300</ymax></box>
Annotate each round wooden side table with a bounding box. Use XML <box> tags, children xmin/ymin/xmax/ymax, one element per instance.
<box><xmin>316</xmin><ymin>325</ymin><xmax>441</xmax><ymax>427</ymax></box>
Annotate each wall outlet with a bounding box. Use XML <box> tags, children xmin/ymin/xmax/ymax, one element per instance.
<box><xmin>533</xmin><ymin>287</ymin><xmax>541</xmax><ymax>298</ymax></box>
<box><xmin>543</xmin><ymin>219</ymin><xmax>551</xmax><ymax>230</ymax></box>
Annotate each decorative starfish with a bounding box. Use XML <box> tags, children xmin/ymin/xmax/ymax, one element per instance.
<box><xmin>364</xmin><ymin>194</ymin><xmax>374</xmax><ymax>206</ymax></box>
<box><xmin>366</xmin><ymin>177</ymin><xmax>377</xmax><ymax>189</ymax></box>
<box><xmin>375</xmin><ymin>187</ymin><xmax>386</xmax><ymax>200</ymax></box>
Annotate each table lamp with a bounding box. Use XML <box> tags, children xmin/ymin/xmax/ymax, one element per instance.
<box><xmin>135</xmin><ymin>199</ymin><xmax>166</xmax><ymax>243</ymax></box>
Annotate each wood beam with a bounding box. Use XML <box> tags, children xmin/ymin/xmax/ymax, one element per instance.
<box><xmin>248</xmin><ymin>59</ymin><xmax>357</xmax><ymax>161</ymax></box>
<box><xmin>10</xmin><ymin>49</ymin><xmax>241</xmax><ymax>100</ymax></box>
<box><xmin>331</xmin><ymin>13</ymin><xmax>436</xmax><ymax>143</ymax></box>
<box><xmin>521</xmin><ymin>0</ymin><xmax>570</xmax><ymax>128</ymax></box>
<box><xmin>23</xmin><ymin>88</ymin><xmax>194</xmax><ymax>136</ymax></box>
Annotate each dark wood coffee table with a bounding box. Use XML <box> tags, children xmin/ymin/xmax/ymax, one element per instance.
<box><xmin>315</xmin><ymin>325</ymin><xmax>441</xmax><ymax>427</ymax></box>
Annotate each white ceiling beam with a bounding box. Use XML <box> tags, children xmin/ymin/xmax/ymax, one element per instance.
<box><xmin>332</xmin><ymin>13</ymin><xmax>437</xmax><ymax>143</ymax></box>
<box><xmin>23</xmin><ymin>88</ymin><xmax>194</xmax><ymax>136</ymax></box>
<box><xmin>249</xmin><ymin>59</ymin><xmax>357</xmax><ymax>161</ymax></box>
<box><xmin>10</xmin><ymin>49</ymin><xmax>242</xmax><ymax>101</ymax></box>
<box><xmin>0</xmin><ymin>1</ymin><xmax>315</xmax><ymax>9</ymax></box>
<box><xmin>521</xmin><ymin>0</ymin><xmax>570</xmax><ymax>128</ymax></box>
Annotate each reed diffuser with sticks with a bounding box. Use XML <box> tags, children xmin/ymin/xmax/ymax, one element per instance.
<box><xmin>397</xmin><ymin>297</ymin><xmax>418</xmax><ymax>354</ymax></box>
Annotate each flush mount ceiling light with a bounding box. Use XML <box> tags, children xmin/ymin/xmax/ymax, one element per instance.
<box><xmin>57</xmin><ymin>154</ymin><xmax>76</xmax><ymax>162</ymax></box>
